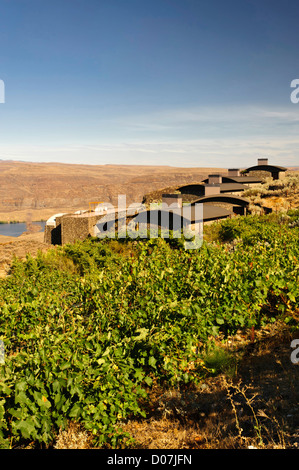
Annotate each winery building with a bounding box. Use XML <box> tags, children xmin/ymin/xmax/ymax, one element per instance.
<box><xmin>44</xmin><ymin>158</ymin><xmax>279</xmax><ymax>245</ymax></box>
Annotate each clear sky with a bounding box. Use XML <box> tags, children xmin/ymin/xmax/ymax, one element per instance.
<box><xmin>0</xmin><ymin>0</ymin><xmax>299</xmax><ymax>168</ymax></box>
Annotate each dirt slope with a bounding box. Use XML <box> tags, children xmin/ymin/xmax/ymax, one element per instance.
<box><xmin>0</xmin><ymin>232</ymin><xmax>50</xmax><ymax>277</ymax></box>
<box><xmin>0</xmin><ymin>160</ymin><xmax>225</xmax><ymax>222</ymax></box>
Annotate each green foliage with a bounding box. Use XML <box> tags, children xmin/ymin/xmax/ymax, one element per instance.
<box><xmin>203</xmin><ymin>345</ymin><xmax>236</xmax><ymax>376</ymax></box>
<box><xmin>218</xmin><ymin>221</ymin><xmax>242</xmax><ymax>242</ymax></box>
<box><xmin>0</xmin><ymin>212</ymin><xmax>298</xmax><ymax>447</ymax></box>
<box><xmin>243</xmin><ymin>174</ymin><xmax>299</xmax><ymax>199</ymax></box>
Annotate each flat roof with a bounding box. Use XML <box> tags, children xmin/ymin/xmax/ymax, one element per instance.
<box><xmin>219</xmin><ymin>182</ymin><xmax>246</xmax><ymax>192</ymax></box>
<box><xmin>226</xmin><ymin>176</ymin><xmax>262</xmax><ymax>183</ymax></box>
<box><xmin>201</xmin><ymin>204</ymin><xmax>231</xmax><ymax>221</ymax></box>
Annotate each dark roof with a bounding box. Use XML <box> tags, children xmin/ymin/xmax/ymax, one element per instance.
<box><xmin>202</xmin><ymin>176</ymin><xmax>262</xmax><ymax>184</ymax></box>
<box><xmin>227</xmin><ymin>176</ymin><xmax>262</xmax><ymax>183</ymax></box>
<box><xmin>191</xmin><ymin>194</ymin><xmax>249</xmax><ymax>207</ymax></box>
<box><xmin>201</xmin><ymin>204</ymin><xmax>231</xmax><ymax>221</ymax></box>
<box><xmin>182</xmin><ymin>204</ymin><xmax>231</xmax><ymax>222</ymax></box>
<box><xmin>178</xmin><ymin>184</ymin><xmax>205</xmax><ymax>196</ymax></box>
<box><xmin>244</xmin><ymin>164</ymin><xmax>287</xmax><ymax>173</ymax></box>
<box><xmin>128</xmin><ymin>204</ymin><xmax>230</xmax><ymax>226</ymax></box>
<box><xmin>178</xmin><ymin>182</ymin><xmax>245</xmax><ymax>196</ymax></box>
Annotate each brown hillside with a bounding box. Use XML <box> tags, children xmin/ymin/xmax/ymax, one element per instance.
<box><xmin>0</xmin><ymin>160</ymin><xmax>225</xmax><ymax>222</ymax></box>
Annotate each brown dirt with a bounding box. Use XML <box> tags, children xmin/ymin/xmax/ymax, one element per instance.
<box><xmin>53</xmin><ymin>322</ymin><xmax>299</xmax><ymax>449</ymax></box>
<box><xmin>119</xmin><ymin>323</ymin><xmax>299</xmax><ymax>449</ymax></box>
<box><xmin>0</xmin><ymin>231</ymin><xmax>50</xmax><ymax>277</ymax></box>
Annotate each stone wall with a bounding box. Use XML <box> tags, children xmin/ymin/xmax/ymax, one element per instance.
<box><xmin>44</xmin><ymin>212</ymin><xmax>103</xmax><ymax>245</ymax></box>
<box><xmin>61</xmin><ymin>214</ymin><xmax>102</xmax><ymax>245</ymax></box>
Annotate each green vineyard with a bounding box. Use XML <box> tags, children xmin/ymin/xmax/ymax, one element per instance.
<box><xmin>0</xmin><ymin>210</ymin><xmax>298</xmax><ymax>448</ymax></box>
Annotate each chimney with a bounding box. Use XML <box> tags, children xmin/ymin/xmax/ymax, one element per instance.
<box><xmin>204</xmin><ymin>184</ymin><xmax>221</xmax><ymax>196</ymax></box>
<box><xmin>228</xmin><ymin>168</ymin><xmax>240</xmax><ymax>177</ymax></box>
<box><xmin>162</xmin><ymin>193</ymin><xmax>183</xmax><ymax>208</ymax></box>
<box><xmin>258</xmin><ymin>158</ymin><xmax>268</xmax><ymax>166</ymax></box>
<box><xmin>208</xmin><ymin>174</ymin><xmax>222</xmax><ymax>184</ymax></box>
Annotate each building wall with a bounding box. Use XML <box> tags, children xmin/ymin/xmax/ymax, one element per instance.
<box><xmin>44</xmin><ymin>213</ymin><xmax>105</xmax><ymax>245</ymax></box>
<box><xmin>208</xmin><ymin>174</ymin><xmax>222</xmax><ymax>184</ymax></box>
<box><xmin>162</xmin><ymin>194</ymin><xmax>183</xmax><ymax>208</ymax></box>
<box><xmin>44</xmin><ymin>217</ymin><xmax>64</xmax><ymax>245</ymax></box>
<box><xmin>258</xmin><ymin>158</ymin><xmax>268</xmax><ymax>166</ymax></box>
<box><xmin>44</xmin><ymin>225</ymin><xmax>53</xmax><ymax>244</ymax></box>
<box><xmin>228</xmin><ymin>169</ymin><xmax>240</xmax><ymax>177</ymax></box>
<box><xmin>61</xmin><ymin>214</ymin><xmax>101</xmax><ymax>245</ymax></box>
<box><xmin>204</xmin><ymin>184</ymin><xmax>221</xmax><ymax>196</ymax></box>
<box><xmin>279</xmin><ymin>171</ymin><xmax>286</xmax><ymax>180</ymax></box>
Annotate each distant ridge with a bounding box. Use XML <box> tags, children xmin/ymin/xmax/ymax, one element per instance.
<box><xmin>0</xmin><ymin>160</ymin><xmax>225</xmax><ymax>222</ymax></box>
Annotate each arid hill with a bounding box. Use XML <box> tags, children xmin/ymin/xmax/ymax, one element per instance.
<box><xmin>0</xmin><ymin>160</ymin><xmax>228</xmax><ymax>222</ymax></box>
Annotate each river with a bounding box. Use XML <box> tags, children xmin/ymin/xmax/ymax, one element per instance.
<box><xmin>0</xmin><ymin>221</ymin><xmax>46</xmax><ymax>237</ymax></box>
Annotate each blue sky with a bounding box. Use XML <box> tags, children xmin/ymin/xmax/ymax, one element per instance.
<box><xmin>0</xmin><ymin>0</ymin><xmax>299</xmax><ymax>167</ymax></box>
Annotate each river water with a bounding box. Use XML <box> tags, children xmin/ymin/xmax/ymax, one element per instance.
<box><xmin>0</xmin><ymin>221</ymin><xmax>46</xmax><ymax>237</ymax></box>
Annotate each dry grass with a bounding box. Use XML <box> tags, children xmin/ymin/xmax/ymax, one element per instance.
<box><xmin>51</xmin><ymin>322</ymin><xmax>299</xmax><ymax>449</ymax></box>
<box><xmin>119</xmin><ymin>324</ymin><xmax>299</xmax><ymax>449</ymax></box>
<box><xmin>0</xmin><ymin>231</ymin><xmax>50</xmax><ymax>277</ymax></box>
<box><xmin>243</xmin><ymin>172</ymin><xmax>299</xmax><ymax>213</ymax></box>
<box><xmin>54</xmin><ymin>422</ymin><xmax>94</xmax><ymax>449</ymax></box>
